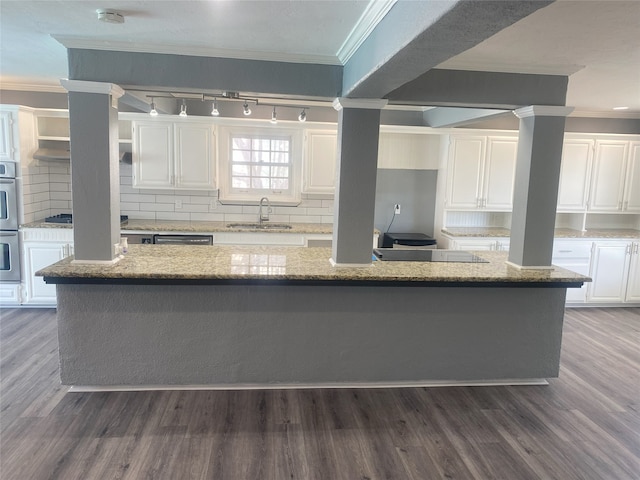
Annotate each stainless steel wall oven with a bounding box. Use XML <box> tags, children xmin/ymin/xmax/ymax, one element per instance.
<box><xmin>0</xmin><ymin>161</ymin><xmax>20</xmax><ymax>282</ymax></box>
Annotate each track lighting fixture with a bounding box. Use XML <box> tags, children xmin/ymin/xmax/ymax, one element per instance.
<box><xmin>211</xmin><ymin>98</ymin><xmax>219</xmax><ymax>116</ymax></box>
<box><xmin>179</xmin><ymin>99</ymin><xmax>188</xmax><ymax>117</ymax></box>
<box><xmin>298</xmin><ymin>108</ymin><xmax>307</xmax><ymax>122</ymax></box>
<box><xmin>149</xmin><ymin>98</ymin><xmax>158</xmax><ymax>117</ymax></box>
<box><xmin>270</xmin><ymin>106</ymin><xmax>278</xmax><ymax>124</ymax></box>
<box><xmin>243</xmin><ymin>101</ymin><xmax>252</xmax><ymax>116</ymax></box>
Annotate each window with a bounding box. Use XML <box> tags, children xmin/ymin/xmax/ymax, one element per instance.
<box><xmin>230</xmin><ymin>136</ymin><xmax>291</xmax><ymax>191</ymax></box>
<box><xmin>218</xmin><ymin>125</ymin><xmax>302</xmax><ymax>204</ymax></box>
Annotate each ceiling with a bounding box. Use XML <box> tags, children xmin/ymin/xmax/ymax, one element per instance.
<box><xmin>1</xmin><ymin>0</ymin><xmax>639</xmax><ymax>117</ymax></box>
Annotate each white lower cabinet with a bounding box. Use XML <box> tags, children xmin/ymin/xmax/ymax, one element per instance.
<box><xmin>588</xmin><ymin>241</ymin><xmax>639</xmax><ymax>304</ymax></box>
<box><xmin>552</xmin><ymin>241</ymin><xmax>592</xmax><ymax>303</ymax></box>
<box><xmin>21</xmin><ymin>228</ymin><xmax>74</xmax><ymax>306</ymax></box>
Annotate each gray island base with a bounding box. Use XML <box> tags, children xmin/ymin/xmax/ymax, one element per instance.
<box><xmin>40</xmin><ymin>246</ymin><xmax>588</xmax><ymax>389</ymax></box>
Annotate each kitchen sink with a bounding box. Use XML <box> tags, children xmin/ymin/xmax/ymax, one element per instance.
<box><xmin>226</xmin><ymin>223</ymin><xmax>293</xmax><ymax>230</ymax></box>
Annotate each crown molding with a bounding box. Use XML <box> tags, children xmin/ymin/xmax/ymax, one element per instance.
<box><xmin>514</xmin><ymin>106</ymin><xmax>574</xmax><ymax>119</ymax></box>
<box><xmin>569</xmin><ymin>108</ymin><xmax>640</xmax><ymax>119</ymax></box>
<box><xmin>333</xmin><ymin>98</ymin><xmax>388</xmax><ymax>111</ymax></box>
<box><xmin>60</xmin><ymin>79</ymin><xmax>125</xmax><ymax>98</ymax></box>
<box><xmin>53</xmin><ymin>35</ymin><xmax>340</xmax><ymax>66</ymax></box>
<box><xmin>336</xmin><ymin>0</ymin><xmax>396</xmax><ymax>65</ymax></box>
<box><xmin>0</xmin><ymin>82</ymin><xmax>66</xmax><ymax>93</ymax></box>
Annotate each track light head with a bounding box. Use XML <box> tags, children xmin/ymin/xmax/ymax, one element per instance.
<box><xmin>270</xmin><ymin>106</ymin><xmax>278</xmax><ymax>124</ymax></box>
<box><xmin>298</xmin><ymin>109</ymin><xmax>307</xmax><ymax>122</ymax></box>
<box><xmin>211</xmin><ymin>99</ymin><xmax>219</xmax><ymax>116</ymax></box>
<box><xmin>179</xmin><ymin>99</ymin><xmax>187</xmax><ymax>117</ymax></box>
<box><xmin>243</xmin><ymin>102</ymin><xmax>252</xmax><ymax>116</ymax></box>
<box><xmin>149</xmin><ymin>99</ymin><xmax>158</xmax><ymax>117</ymax></box>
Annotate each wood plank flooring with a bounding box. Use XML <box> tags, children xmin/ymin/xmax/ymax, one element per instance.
<box><xmin>1</xmin><ymin>306</ymin><xmax>638</xmax><ymax>479</ymax></box>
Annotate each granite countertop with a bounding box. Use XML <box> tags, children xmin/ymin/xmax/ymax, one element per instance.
<box><xmin>442</xmin><ymin>227</ymin><xmax>640</xmax><ymax>239</ymax></box>
<box><xmin>21</xmin><ymin>219</ymin><xmax>335</xmax><ymax>234</ymax></box>
<box><xmin>37</xmin><ymin>245</ymin><xmax>589</xmax><ymax>286</ymax></box>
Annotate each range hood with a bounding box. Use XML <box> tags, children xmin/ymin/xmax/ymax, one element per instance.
<box><xmin>33</xmin><ymin>148</ymin><xmax>70</xmax><ymax>161</ymax></box>
<box><xmin>33</xmin><ymin>149</ymin><xmax>132</xmax><ymax>163</ymax></box>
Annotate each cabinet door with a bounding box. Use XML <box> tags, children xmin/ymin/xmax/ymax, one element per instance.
<box><xmin>0</xmin><ymin>111</ymin><xmax>15</xmax><ymax>162</ymax></box>
<box><xmin>174</xmin><ymin>124</ymin><xmax>215</xmax><ymax>190</ymax></box>
<box><xmin>483</xmin><ymin>137</ymin><xmax>517</xmax><ymax>210</ymax></box>
<box><xmin>625</xmin><ymin>243</ymin><xmax>640</xmax><ymax>302</ymax></box>
<box><xmin>623</xmin><ymin>142</ymin><xmax>640</xmax><ymax>212</ymax></box>
<box><xmin>589</xmin><ymin>140</ymin><xmax>628</xmax><ymax>211</ymax></box>
<box><xmin>304</xmin><ymin>130</ymin><xmax>337</xmax><ymax>193</ymax></box>
<box><xmin>23</xmin><ymin>242</ymin><xmax>65</xmax><ymax>305</ymax></box>
<box><xmin>588</xmin><ymin>242</ymin><xmax>630</xmax><ymax>303</ymax></box>
<box><xmin>557</xmin><ymin>139</ymin><xmax>593</xmax><ymax>211</ymax></box>
<box><xmin>446</xmin><ymin>137</ymin><xmax>485</xmax><ymax>209</ymax></box>
<box><xmin>132</xmin><ymin>121</ymin><xmax>173</xmax><ymax>188</ymax></box>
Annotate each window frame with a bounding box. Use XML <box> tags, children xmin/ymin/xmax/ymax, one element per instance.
<box><xmin>218</xmin><ymin>125</ymin><xmax>302</xmax><ymax>205</ymax></box>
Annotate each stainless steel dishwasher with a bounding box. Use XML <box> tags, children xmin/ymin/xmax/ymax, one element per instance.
<box><xmin>152</xmin><ymin>234</ymin><xmax>213</xmax><ymax>245</ymax></box>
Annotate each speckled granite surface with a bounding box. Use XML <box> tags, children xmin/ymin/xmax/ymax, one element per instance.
<box><xmin>21</xmin><ymin>219</ymin><xmax>334</xmax><ymax>234</ymax></box>
<box><xmin>442</xmin><ymin>227</ymin><xmax>640</xmax><ymax>239</ymax></box>
<box><xmin>37</xmin><ymin>245</ymin><xmax>589</xmax><ymax>285</ymax></box>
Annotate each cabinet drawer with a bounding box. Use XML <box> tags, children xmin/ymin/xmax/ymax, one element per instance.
<box><xmin>552</xmin><ymin>241</ymin><xmax>592</xmax><ymax>259</ymax></box>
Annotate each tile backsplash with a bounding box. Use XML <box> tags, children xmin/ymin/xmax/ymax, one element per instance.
<box><xmin>21</xmin><ymin>161</ymin><xmax>334</xmax><ymax>224</ymax></box>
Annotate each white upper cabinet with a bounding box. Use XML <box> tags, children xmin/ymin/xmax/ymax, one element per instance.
<box><xmin>133</xmin><ymin>119</ymin><xmax>215</xmax><ymax>190</ymax></box>
<box><xmin>303</xmin><ymin>130</ymin><xmax>337</xmax><ymax>194</ymax></box>
<box><xmin>0</xmin><ymin>110</ymin><xmax>16</xmax><ymax>161</ymax></box>
<box><xmin>589</xmin><ymin>140</ymin><xmax>629</xmax><ymax>211</ymax></box>
<box><xmin>623</xmin><ymin>142</ymin><xmax>640</xmax><ymax>212</ymax></box>
<box><xmin>446</xmin><ymin>135</ymin><xmax>517</xmax><ymax>211</ymax></box>
<box><xmin>133</xmin><ymin>121</ymin><xmax>173</xmax><ymax>188</ymax></box>
<box><xmin>557</xmin><ymin>139</ymin><xmax>594</xmax><ymax>211</ymax></box>
<box><xmin>483</xmin><ymin>137</ymin><xmax>518</xmax><ymax>210</ymax></box>
<box><xmin>174</xmin><ymin>123</ymin><xmax>216</xmax><ymax>190</ymax></box>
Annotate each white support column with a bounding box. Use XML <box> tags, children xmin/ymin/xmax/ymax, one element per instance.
<box><xmin>61</xmin><ymin>79</ymin><xmax>124</xmax><ymax>263</ymax></box>
<box><xmin>508</xmin><ymin>105</ymin><xmax>574</xmax><ymax>269</ymax></box>
<box><xmin>331</xmin><ymin>98</ymin><xmax>388</xmax><ymax>266</ymax></box>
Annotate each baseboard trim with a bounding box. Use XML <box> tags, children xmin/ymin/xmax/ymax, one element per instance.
<box><xmin>68</xmin><ymin>378</ymin><xmax>549</xmax><ymax>392</ymax></box>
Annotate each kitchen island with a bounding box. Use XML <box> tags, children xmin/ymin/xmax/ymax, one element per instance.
<box><xmin>38</xmin><ymin>245</ymin><xmax>588</xmax><ymax>389</ymax></box>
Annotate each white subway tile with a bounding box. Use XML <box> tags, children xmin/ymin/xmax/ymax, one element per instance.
<box><xmin>223</xmin><ymin>214</ymin><xmax>256</xmax><ymax>222</ymax></box>
<box><xmin>190</xmin><ymin>212</ymin><xmax>225</xmax><ymax>222</ymax></box>
<box><xmin>188</xmin><ymin>196</ymin><xmax>212</xmax><ymax>204</ymax></box>
<box><xmin>33</xmin><ymin>192</ymin><xmax>49</xmax><ymax>203</ymax></box>
<box><xmin>31</xmin><ymin>174</ymin><xmax>49</xmax><ymax>184</ymax></box>
<box><xmin>127</xmin><ymin>212</ymin><xmax>156</xmax><ymax>220</ymax></box>
<box><xmin>321</xmin><ymin>216</ymin><xmax>334</xmax><ymax>224</ymax></box>
<box><xmin>183</xmin><ymin>204</ymin><xmax>208</xmax><ymax>213</ymax></box>
<box><xmin>266</xmin><ymin>214</ymin><xmax>290</xmax><ymax>223</ymax></box>
<box><xmin>50</xmin><ymin>200</ymin><xmax>70</xmax><ymax>210</ymax></box>
<box><xmin>50</xmin><ymin>191</ymin><xmax>72</xmax><ymax>201</ymax></box>
<box><xmin>120</xmin><ymin>202</ymin><xmax>140</xmax><ymax>211</ymax></box>
<box><xmin>300</xmin><ymin>199</ymin><xmax>322</xmax><ymax>208</ymax></box>
<box><xmin>217</xmin><ymin>205</ymin><xmax>244</xmax><ymax>214</ymax></box>
<box><xmin>157</xmin><ymin>212</ymin><xmax>191</xmax><ymax>221</ymax></box>
<box><xmin>273</xmin><ymin>206</ymin><xmax>302</xmax><ymax>215</ymax></box>
<box><xmin>119</xmin><ymin>185</ymin><xmax>139</xmax><ymax>194</ymax></box>
<box><xmin>121</xmin><ymin>193</ymin><xmax>156</xmax><ymax>203</ymax></box>
<box><xmin>139</xmin><ymin>203</ymin><xmax>175</xmax><ymax>212</ymax></box>
<box><xmin>49</xmin><ymin>174</ymin><xmax>70</xmax><ymax>183</ymax></box>
<box><xmin>49</xmin><ymin>182</ymin><xmax>70</xmax><ymax>192</ymax></box>
<box><xmin>306</xmin><ymin>207</ymin><xmax>330</xmax><ymax>215</ymax></box>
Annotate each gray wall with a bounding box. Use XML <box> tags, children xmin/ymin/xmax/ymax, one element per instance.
<box><xmin>375</xmin><ymin>169</ymin><xmax>438</xmax><ymax>239</ymax></box>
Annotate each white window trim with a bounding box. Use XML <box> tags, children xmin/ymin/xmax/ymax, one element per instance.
<box><xmin>218</xmin><ymin>125</ymin><xmax>302</xmax><ymax>205</ymax></box>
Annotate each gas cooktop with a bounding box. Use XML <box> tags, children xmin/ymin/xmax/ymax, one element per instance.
<box><xmin>373</xmin><ymin>248</ymin><xmax>489</xmax><ymax>263</ymax></box>
<box><xmin>44</xmin><ymin>214</ymin><xmax>129</xmax><ymax>225</ymax></box>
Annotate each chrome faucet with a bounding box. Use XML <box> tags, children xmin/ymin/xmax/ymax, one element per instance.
<box><xmin>258</xmin><ymin>197</ymin><xmax>271</xmax><ymax>224</ymax></box>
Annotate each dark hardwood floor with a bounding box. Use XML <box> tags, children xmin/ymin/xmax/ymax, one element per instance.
<box><xmin>1</xmin><ymin>307</ymin><xmax>639</xmax><ymax>480</ymax></box>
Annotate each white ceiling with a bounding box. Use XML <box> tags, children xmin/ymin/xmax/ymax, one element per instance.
<box><xmin>1</xmin><ymin>0</ymin><xmax>639</xmax><ymax>117</ymax></box>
